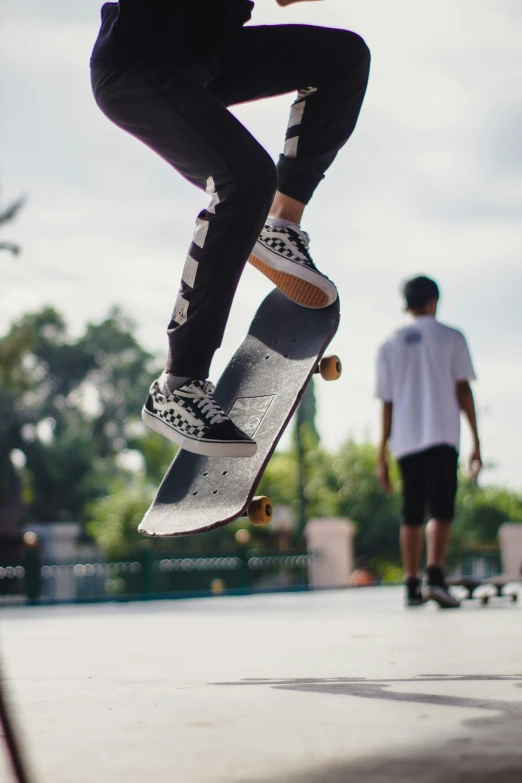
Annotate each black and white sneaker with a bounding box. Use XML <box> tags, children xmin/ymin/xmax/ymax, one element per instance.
<box><xmin>423</xmin><ymin>567</ymin><xmax>460</xmax><ymax>609</ymax></box>
<box><xmin>142</xmin><ymin>379</ymin><xmax>257</xmax><ymax>458</ymax></box>
<box><xmin>249</xmin><ymin>224</ymin><xmax>338</xmax><ymax>309</ymax></box>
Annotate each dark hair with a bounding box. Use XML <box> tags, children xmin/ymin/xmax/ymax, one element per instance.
<box><xmin>402</xmin><ymin>275</ymin><xmax>439</xmax><ymax>310</ymax></box>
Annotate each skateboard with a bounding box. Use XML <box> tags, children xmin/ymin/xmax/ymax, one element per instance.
<box><xmin>447</xmin><ymin>576</ymin><xmax>521</xmax><ymax>605</ymax></box>
<box><xmin>139</xmin><ymin>289</ymin><xmax>341</xmax><ymax>537</ymax></box>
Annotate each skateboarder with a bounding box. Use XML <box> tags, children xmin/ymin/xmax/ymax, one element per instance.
<box><xmin>375</xmin><ymin>276</ymin><xmax>482</xmax><ymax>608</ymax></box>
<box><xmin>90</xmin><ymin>0</ymin><xmax>370</xmax><ymax>457</ymax></box>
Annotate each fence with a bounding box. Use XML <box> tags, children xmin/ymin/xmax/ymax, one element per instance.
<box><xmin>452</xmin><ymin>551</ymin><xmax>502</xmax><ymax>580</ymax></box>
<box><xmin>0</xmin><ymin>545</ymin><xmax>506</xmax><ymax>606</ymax></box>
<box><xmin>0</xmin><ymin>549</ymin><xmax>314</xmax><ymax>605</ymax></box>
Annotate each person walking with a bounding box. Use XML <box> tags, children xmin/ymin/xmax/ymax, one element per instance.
<box><xmin>375</xmin><ymin>276</ymin><xmax>482</xmax><ymax>608</ymax></box>
<box><xmin>90</xmin><ymin>0</ymin><xmax>370</xmax><ymax>457</ymax></box>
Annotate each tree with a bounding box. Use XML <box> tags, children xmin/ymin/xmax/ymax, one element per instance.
<box><xmin>333</xmin><ymin>440</ymin><xmax>402</xmax><ymax>567</ymax></box>
<box><xmin>4</xmin><ymin>301</ymin><xmax>520</xmax><ymax>568</ymax></box>
<box><xmin>0</xmin><ymin>184</ymin><xmax>25</xmax><ymax>256</ymax></box>
<box><xmin>0</xmin><ymin>306</ymin><xmax>157</xmax><ymax>526</ymax></box>
<box><xmin>259</xmin><ymin>436</ymin><xmax>402</xmax><ymax>563</ymax></box>
<box><xmin>453</xmin><ymin>483</ymin><xmax>522</xmax><ymax>549</ymax></box>
<box><xmin>293</xmin><ymin>379</ymin><xmax>320</xmax><ymax>533</ymax></box>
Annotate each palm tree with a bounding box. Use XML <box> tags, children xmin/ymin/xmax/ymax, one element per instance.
<box><xmin>0</xmin><ymin>184</ymin><xmax>25</xmax><ymax>256</ymax></box>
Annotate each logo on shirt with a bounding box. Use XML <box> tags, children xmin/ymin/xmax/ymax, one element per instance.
<box><xmin>404</xmin><ymin>330</ymin><xmax>422</xmax><ymax>345</ymax></box>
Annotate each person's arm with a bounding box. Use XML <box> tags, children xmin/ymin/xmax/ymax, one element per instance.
<box><xmin>377</xmin><ymin>401</ymin><xmax>393</xmax><ymax>493</ymax></box>
<box><xmin>375</xmin><ymin>342</ymin><xmax>393</xmax><ymax>493</ymax></box>
<box><xmin>456</xmin><ymin>380</ymin><xmax>482</xmax><ymax>480</ymax></box>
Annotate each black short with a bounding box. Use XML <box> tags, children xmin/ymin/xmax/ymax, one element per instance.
<box><xmin>398</xmin><ymin>445</ymin><xmax>458</xmax><ymax>526</ymax></box>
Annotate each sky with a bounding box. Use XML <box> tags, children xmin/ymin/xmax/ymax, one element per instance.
<box><xmin>1</xmin><ymin>0</ymin><xmax>521</xmax><ymax>489</ymax></box>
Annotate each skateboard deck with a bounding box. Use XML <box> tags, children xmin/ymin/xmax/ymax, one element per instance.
<box><xmin>447</xmin><ymin>576</ymin><xmax>521</xmax><ymax>604</ymax></box>
<box><xmin>139</xmin><ymin>289</ymin><xmax>340</xmax><ymax>537</ymax></box>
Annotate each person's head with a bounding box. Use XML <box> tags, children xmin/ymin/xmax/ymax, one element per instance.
<box><xmin>402</xmin><ymin>275</ymin><xmax>440</xmax><ymax>316</ymax></box>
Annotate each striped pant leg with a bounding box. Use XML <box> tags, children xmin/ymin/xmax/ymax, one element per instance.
<box><xmin>211</xmin><ymin>24</ymin><xmax>371</xmax><ymax>204</ymax></box>
<box><xmin>91</xmin><ymin>62</ymin><xmax>278</xmax><ymax>378</ymax></box>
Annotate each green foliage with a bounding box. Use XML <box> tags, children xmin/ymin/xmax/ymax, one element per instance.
<box><xmin>0</xmin><ymin>185</ymin><xmax>25</xmax><ymax>256</ymax></box>
<box><xmin>258</xmin><ymin>449</ymin><xmax>298</xmax><ymax>509</ymax></box>
<box><xmin>0</xmin><ymin>305</ymin><xmax>156</xmax><ymax>525</ymax></box>
<box><xmin>453</xmin><ymin>482</ymin><xmax>522</xmax><ymax>548</ymax></box>
<box><xmin>2</xmin><ymin>303</ymin><xmax>521</xmax><ymax>570</ymax></box>
<box><xmin>259</xmin><ymin>437</ymin><xmax>522</xmax><ymax>570</ymax></box>
<box><xmin>333</xmin><ymin>440</ymin><xmax>402</xmax><ymax>565</ymax></box>
<box><xmin>86</xmin><ymin>477</ymin><xmax>152</xmax><ymax>557</ymax></box>
<box><xmin>375</xmin><ymin>562</ymin><xmax>404</xmax><ymax>583</ymax></box>
<box><xmin>129</xmin><ymin>430</ymin><xmax>177</xmax><ymax>486</ymax></box>
<box><xmin>260</xmin><ymin>438</ymin><xmax>402</xmax><ymax>565</ymax></box>
<box><xmin>86</xmin><ymin>431</ymin><xmax>177</xmax><ymax>557</ymax></box>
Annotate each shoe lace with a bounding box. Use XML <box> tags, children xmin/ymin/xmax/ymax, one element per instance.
<box><xmin>176</xmin><ymin>381</ymin><xmax>228</xmax><ymax>426</ymax></box>
<box><xmin>284</xmin><ymin>226</ymin><xmax>313</xmax><ymax>261</ymax></box>
<box><xmin>297</xmin><ymin>228</ymin><xmax>310</xmax><ymax>249</ymax></box>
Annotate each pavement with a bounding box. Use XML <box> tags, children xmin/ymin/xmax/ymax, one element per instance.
<box><xmin>0</xmin><ymin>586</ymin><xmax>521</xmax><ymax>783</ymax></box>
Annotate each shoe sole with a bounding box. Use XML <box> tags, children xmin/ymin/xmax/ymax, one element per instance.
<box><xmin>249</xmin><ymin>249</ymin><xmax>335</xmax><ymax>309</ymax></box>
<box><xmin>423</xmin><ymin>586</ymin><xmax>460</xmax><ymax>608</ymax></box>
<box><xmin>142</xmin><ymin>408</ymin><xmax>257</xmax><ymax>458</ymax></box>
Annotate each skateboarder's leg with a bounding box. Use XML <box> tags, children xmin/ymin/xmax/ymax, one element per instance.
<box><xmin>398</xmin><ymin>452</ymin><xmax>426</xmax><ymax>606</ymax></box>
<box><xmin>91</xmin><ymin>63</ymin><xmax>277</xmax><ymax>456</ymax></box>
<box><xmin>210</xmin><ymin>24</ymin><xmax>370</xmax><ymax>307</ymax></box>
<box><xmin>425</xmin><ymin>520</ymin><xmax>452</xmax><ymax>568</ymax></box>
<box><xmin>423</xmin><ymin>446</ymin><xmax>460</xmax><ymax>607</ymax></box>
<box><xmin>398</xmin><ymin>447</ymin><xmax>459</xmax><ymax>607</ymax></box>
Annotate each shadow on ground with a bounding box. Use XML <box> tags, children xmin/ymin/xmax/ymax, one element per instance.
<box><xmin>213</xmin><ymin>675</ymin><xmax>522</xmax><ymax>783</ymax></box>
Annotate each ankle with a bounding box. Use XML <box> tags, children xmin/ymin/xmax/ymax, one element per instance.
<box><xmin>267</xmin><ymin>215</ymin><xmax>301</xmax><ymax>230</ymax></box>
<box><xmin>269</xmin><ymin>192</ymin><xmax>305</xmax><ymax>225</ymax></box>
<box><xmin>425</xmin><ymin>564</ymin><xmax>444</xmax><ymax>586</ymax></box>
<box><xmin>405</xmin><ymin>575</ymin><xmax>421</xmax><ymax>599</ymax></box>
<box><xmin>161</xmin><ymin>372</ymin><xmax>191</xmax><ymax>394</ymax></box>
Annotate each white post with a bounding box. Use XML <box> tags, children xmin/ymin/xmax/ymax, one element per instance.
<box><xmin>305</xmin><ymin>518</ymin><xmax>355</xmax><ymax>588</ymax></box>
<box><xmin>498</xmin><ymin>523</ymin><xmax>522</xmax><ymax>579</ymax></box>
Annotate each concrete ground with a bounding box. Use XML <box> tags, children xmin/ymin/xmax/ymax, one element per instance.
<box><xmin>0</xmin><ymin>586</ymin><xmax>521</xmax><ymax>783</ymax></box>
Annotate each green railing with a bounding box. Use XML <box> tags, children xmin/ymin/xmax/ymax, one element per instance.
<box><xmin>0</xmin><ymin>548</ymin><xmax>505</xmax><ymax>606</ymax></box>
<box><xmin>0</xmin><ymin>549</ymin><xmax>314</xmax><ymax>605</ymax></box>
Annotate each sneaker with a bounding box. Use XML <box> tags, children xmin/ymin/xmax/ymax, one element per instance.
<box><xmin>423</xmin><ymin>566</ymin><xmax>460</xmax><ymax>609</ymax></box>
<box><xmin>249</xmin><ymin>224</ymin><xmax>337</xmax><ymax>309</ymax></box>
<box><xmin>405</xmin><ymin>576</ymin><xmax>425</xmax><ymax>607</ymax></box>
<box><xmin>142</xmin><ymin>379</ymin><xmax>257</xmax><ymax>458</ymax></box>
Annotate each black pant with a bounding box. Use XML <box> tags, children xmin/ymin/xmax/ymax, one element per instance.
<box><xmin>398</xmin><ymin>445</ymin><xmax>459</xmax><ymax>526</ymax></box>
<box><xmin>91</xmin><ymin>24</ymin><xmax>370</xmax><ymax>377</ymax></box>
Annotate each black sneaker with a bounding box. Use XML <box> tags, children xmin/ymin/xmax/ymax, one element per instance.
<box><xmin>405</xmin><ymin>576</ymin><xmax>425</xmax><ymax>607</ymax></box>
<box><xmin>249</xmin><ymin>224</ymin><xmax>337</xmax><ymax>309</ymax></box>
<box><xmin>423</xmin><ymin>566</ymin><xmax>460</xmax><ymax>609</ymax></box>
<box><xmin>142</xmin><ymin>379</ymin><xmax>257</xmax><ymax>458</ymax></box>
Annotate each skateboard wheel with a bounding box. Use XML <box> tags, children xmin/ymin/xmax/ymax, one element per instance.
<box><xmin>318</xmin><ymin>355</ymin><xmax>342</xmax><ymax>381</ymax></box>
<box><xmin>248</xmin><ymin>496</ymin><xmax>273</xmax><ymax>526</ymax></box>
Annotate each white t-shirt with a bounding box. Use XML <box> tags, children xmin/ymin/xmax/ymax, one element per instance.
<box><xmin>375</xmin><ymin>317</ymin><xmax>476</xmax><ymax>459</ymax></box>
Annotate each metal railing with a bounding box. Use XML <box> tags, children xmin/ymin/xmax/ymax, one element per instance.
<box><xmin>0</xmin><ymin>549</ymin><xmax>314</xmax><ymax>605</ymax></box>
<box><xmin>453</xmin><ymin>551</ymin><xmax>502</xmax><ymax>580</ymax></box>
